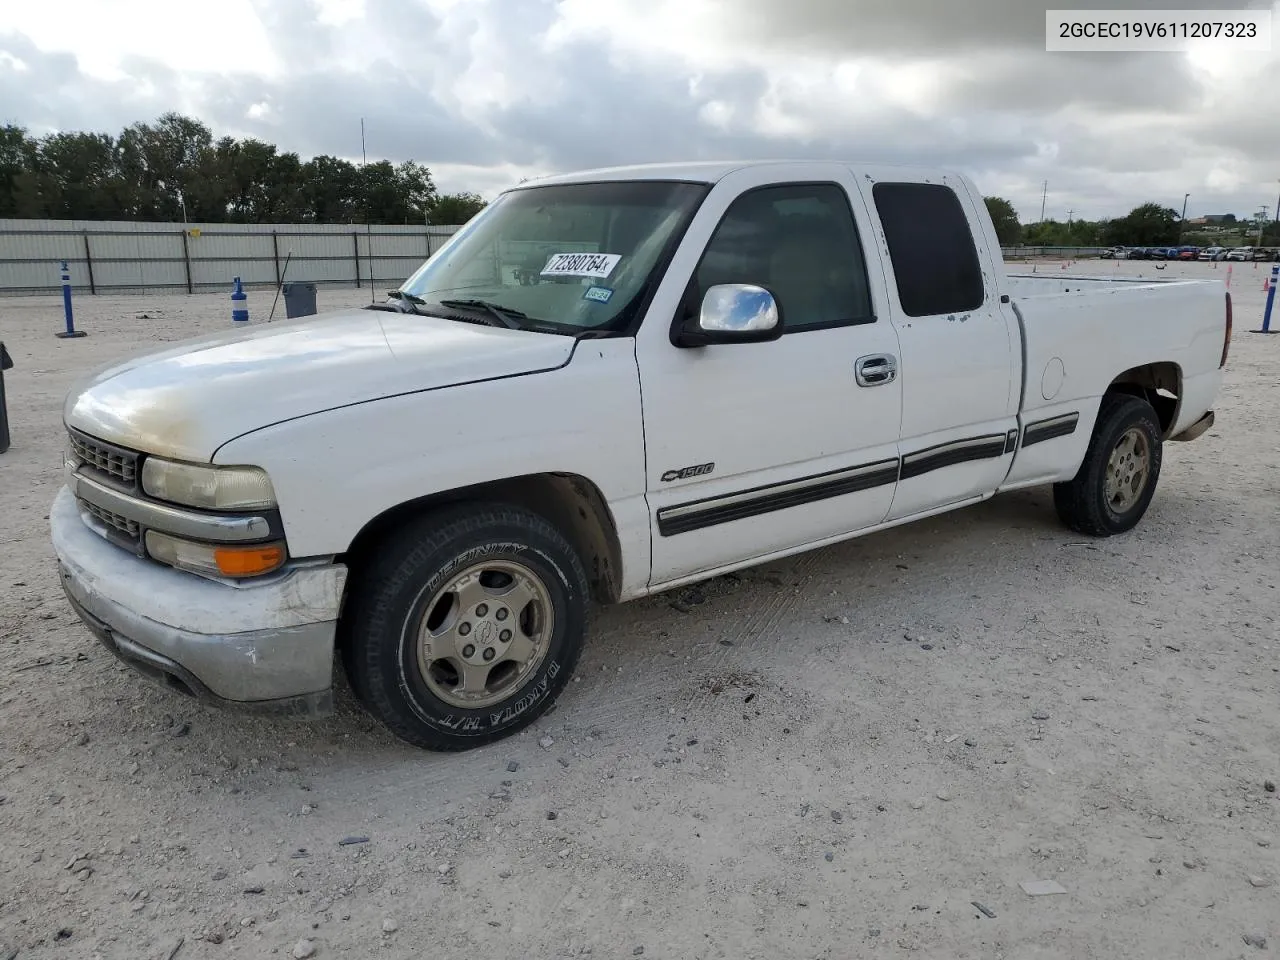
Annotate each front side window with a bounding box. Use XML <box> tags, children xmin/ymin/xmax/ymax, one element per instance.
<box><xmin>400</xmin><ymin>180</ymin><xmax>708</xmax><ymax>333</ymax></box>
<box><xmin>691</xmin><ymin>182</ymin><xmax>875</xmax><ymax>332</ymax></box>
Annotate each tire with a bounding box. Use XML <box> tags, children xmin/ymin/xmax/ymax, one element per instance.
<box><xmin>1053</xmin><ymin>393</ymin><xmax>1163</xmax><ymax>537</ymax></box>
<box><xmin>341</xmin><ymin>503</ymin><xmax>589</xmax><ymax>751</ymax></box>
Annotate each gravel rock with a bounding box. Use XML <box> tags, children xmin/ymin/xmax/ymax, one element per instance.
<box><xmin>1247</xmin><ymin>875</ymin><xmax>1273</xmax><ymax>888</ymax></box>
<box><xmin>830</xmin><ymin>810</ymin><xmax>843</xmax><ymax>823</ymax></box>
<box><xmin>292</xmin><ymin>938</ymin><xmax>316</xmax><ymax>959</ymax></box>
<box><xmin>1265</xmin><ymin>780</ymin><xmax>1276</xmax><ymax>793</ymax></box>
<box><xmin>824</xmin><ymin>852</ymin><xmax>834</xmax><ymax>862</ymax></box>
<box><xmin>633</xmin><ymin>948</ymin><xmax>644</xmax><ymax>956</ymax></box>
<box><xmin>1243</xmin><ymin>934</ymin><xmax>1267</xmax><ymax>949</ymax></box>
<box><xmin>539</xmin><ymin>736</ymin><xmax>555</xmax><ymax>749</ymax></box>
<box><xmin>382</xmin><ymin>918</ymin><xmax>398</xmax><ymax>934</ymax></box>
<box><xmin>437</xmin><ymin>863</ymin><xmax>451</xmax><ymax>875</ymax></box>
<box><xmin>936</xmin><ymin>791</ymin><xmax>952</xmax><ymax>802</ymax></box>
<box><xmin>1031</xmin><ymin>712</ymin><xmax>1050</xmax><ymax>721</ymax></box>
<box><xmin>506</xmin><ymin>760</ymin><xmax>519</xmax><ymax>772</ymax></box>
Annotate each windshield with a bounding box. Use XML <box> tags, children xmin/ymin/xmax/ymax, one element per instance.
<box><xmin>398</xmin><ymin>180</ymin><xmax>708</xmax><ymax>333</ymax></box>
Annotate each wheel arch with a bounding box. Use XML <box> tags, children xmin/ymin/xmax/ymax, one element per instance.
<box><xmin>1105</xmin><ymin>361</ymin><xmax>1182</xmax><ymax>439</ymax></box>
<box><xmin>338</xmin><ymin>472</ymin><xmax>625</xmax><ymax>607</ymax></box>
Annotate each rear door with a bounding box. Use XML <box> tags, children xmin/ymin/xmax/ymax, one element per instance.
<box><xmin>850</xmin><ymin>173</ymin><xmax>1022</xmax><ymax>521</ymax></box>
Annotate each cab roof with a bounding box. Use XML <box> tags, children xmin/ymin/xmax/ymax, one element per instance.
<box><xmin>511</xmin><ymin>159</ymin><xmax>961</xmax><ymax>190</ymax></box>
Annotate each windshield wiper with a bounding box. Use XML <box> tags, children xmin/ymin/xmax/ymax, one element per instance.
<box><xmin>437</xmin><ymin>298</ymin><xmax>528</xmax><ymax>330</ymax></box>
<box><xmin>385</xmin><ymin>289</ymin><xmax>427</xmax><ymax>314</ymax></box>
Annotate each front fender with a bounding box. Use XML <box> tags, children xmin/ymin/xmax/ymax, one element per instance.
<box><xmin>213</xmin><ymin>340</ymin><xmax>653</xmax><ymax>598</ymax></box>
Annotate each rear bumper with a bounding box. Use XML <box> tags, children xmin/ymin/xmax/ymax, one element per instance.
<box><xmin>50</xmin><ymin>485</ymin><xmax>346</xmax><ymax>714</ymax></box>
<box><xmin>1170</xmin><ymin>409</ymin><xmax>1214</xmax><ymax>443</ymax></box>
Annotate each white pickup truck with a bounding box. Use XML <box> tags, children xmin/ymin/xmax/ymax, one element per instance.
<box><xmin>51</xmin><ymin>161</ymin><xmax>1230</xmax><ymax>750</ymax></box>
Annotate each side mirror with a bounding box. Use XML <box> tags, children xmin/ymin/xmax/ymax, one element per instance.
<box><xmin>673</xmin><ymin>283</ymin><xmax>783</xmax><ymax>347</ymax></box>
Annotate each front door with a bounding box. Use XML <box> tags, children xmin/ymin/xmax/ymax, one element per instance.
<box><xmin>634</xmin><ymin>165</ymin><xmax>905</xmax><ymax>587</ymax></box>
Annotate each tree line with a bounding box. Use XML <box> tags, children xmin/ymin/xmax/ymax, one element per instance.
<box><xmin>0</xmin><ymin>112</ymin><xmax>487</xmax><ymax>226</ymax></box>
<box><xmin>983</xmin><ymin>197</ymin><xmax>1280</xmax><ymax>248</ymax></box>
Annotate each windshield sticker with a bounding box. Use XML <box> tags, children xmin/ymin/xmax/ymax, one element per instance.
<box><xmin>541</xmin><ymin>252</ymin><xmax>621</xmax><ymax>279</ymax></box>
<box><xmin>583</xmin><ymin>286</ymin><xmax>614</xmax><ymax>304</ymax></box>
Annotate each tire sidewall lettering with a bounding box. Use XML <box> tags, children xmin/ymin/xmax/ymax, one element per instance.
<box><xmin>393</xmin><ymin>533</ymin><xmax>576</xmax><ymax>737</ymax></box>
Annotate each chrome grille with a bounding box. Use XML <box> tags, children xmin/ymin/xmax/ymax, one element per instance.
<box><xmin>81</xmin><ymin>500</ymin><xmax>141</xmax><ymax>540</ymax></box>
<box><xmin>69</xmin><ymin>431</ymin><xmax>138</xmax><ymax>486</ymax></box>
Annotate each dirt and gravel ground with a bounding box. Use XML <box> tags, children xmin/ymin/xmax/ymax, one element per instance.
<box><xmin>1</xmin><ymin>260</ymin><xmax>1277</xmax><ymax>960</ymax></box>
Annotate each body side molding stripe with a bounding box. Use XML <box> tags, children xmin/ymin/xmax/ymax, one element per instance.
<box><xmin>1021</xmin><ymin>412</ymin><xmax>1080</xmax><ymax>447</ymax></box>
<box><xmin>657</xmin><ymin>458</ymin><xmax>900</xmax><ymax>537</ymax></box>
<box><xmin>656</xmin><ymin>418</ymin><xmax>1064</xmax><ymax>538</ymax></box>
<box><xmin>899</xmin><ymin>433</ymin><xmax>1009</xmax><ymax>480</ymax></box>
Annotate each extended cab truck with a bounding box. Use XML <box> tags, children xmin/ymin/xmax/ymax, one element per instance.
<box><xmin>51</xmin><ymin>161</ymin><xmax>1230</xmax><ymax>751</ymax></box>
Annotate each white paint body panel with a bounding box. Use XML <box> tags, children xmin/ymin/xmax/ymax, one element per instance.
<box><xmin>635</xmin><ymin>163</ymin><xmax>903</xmax><ymax>585</ymax></box>
<box><xmin>64</xmin><ymin>310</ymin><xmax>577</xmax><ymax>463</ymax></box>
<box><xmin>54</xmin><ymin>160</ymin><xmax>1228</xmax><ymax>622</ymax></box>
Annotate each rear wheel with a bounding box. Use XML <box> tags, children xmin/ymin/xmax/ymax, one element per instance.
<box><xmin>342</xmin><ymin>503</ymin><xmax>589</xmax><ymax>751</ymax></box>
<box><xmin>1053</xmin><ymin>393</ymin><xmax>1163</xmax><ymax>537</ymax></box>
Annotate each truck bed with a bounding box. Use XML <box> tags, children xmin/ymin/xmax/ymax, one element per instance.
<box><xmin>1004</xmin><ymin>273</ymin><xmax>1218</xmax><ymax>299</ymax></box>
<box><xmin>996</xmin><ymin>272</ymin><xmax>1227</xmax><ymax>492</ymax></box>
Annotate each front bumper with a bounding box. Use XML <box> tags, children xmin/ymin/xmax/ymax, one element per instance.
<box><xmin>50</xmin><ymin>486</ymin><xmax>347</xmax><ymax>714</ymax></box>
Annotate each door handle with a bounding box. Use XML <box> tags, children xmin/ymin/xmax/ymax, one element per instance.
<box><xmin>855</xmin><ymin>354</ymin><xmax>897</xmax><ymax>387</ymax></box>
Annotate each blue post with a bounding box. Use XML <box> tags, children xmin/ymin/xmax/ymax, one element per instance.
<box><xmin>55</xmin><ymin>259</ymin><xmax>87</xmax><ymax>339</ymax></box>
<box><xmin>231</xmin><ymin>276</ymin><xmax>249</xmax><ymax>324</ymax></box>
<box><xmin>1260</xmin><ymin>264</ymin><xmax>1279</xmax><ymax>334</ymax></box>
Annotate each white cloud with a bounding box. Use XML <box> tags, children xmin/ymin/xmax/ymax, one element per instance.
<box><xmin>0</xmin><ymin>0</ymin><xmax>1278</xmax><ymax>220</ymax></box>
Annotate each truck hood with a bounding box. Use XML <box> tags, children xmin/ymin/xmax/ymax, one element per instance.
<box><xmin>64</xmin><ymin>309</ymin><xmax>576</xmax><ymax>462</ymax></box>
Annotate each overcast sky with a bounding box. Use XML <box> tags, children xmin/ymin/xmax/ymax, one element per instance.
<box><xmin>2</xmin><ymin>0</ymin><xmax>1278</xmax><ymax>222</ymax></box>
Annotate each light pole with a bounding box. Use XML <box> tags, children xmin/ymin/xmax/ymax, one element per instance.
<box><xmin>1178</xmin><ymin>193</ymin><xmax>1189</xmax><ymax>244</ymax></box>
<box><xmin>1274</xmin><ymin>179</ymin><xmax>1279</xmax><ymax>224</ymax></box>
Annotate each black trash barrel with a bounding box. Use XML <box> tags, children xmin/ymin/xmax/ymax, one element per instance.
<box><xmin>282</xmin><ymin>282</ymin><xmax>318</xmax><ymax>319</ymax></box>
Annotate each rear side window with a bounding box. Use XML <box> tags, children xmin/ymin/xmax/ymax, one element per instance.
<box><xmin>871</xmin><ymin>182</ymin><xmax>984</xmax><ymax>317</ymax></box>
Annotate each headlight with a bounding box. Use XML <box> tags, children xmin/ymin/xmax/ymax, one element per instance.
<box><xmin>141</xmin><ymin>458</ymin><xmax>276</xmax><ymax>510</ymax></box>
<box><xmin>145</xmin><ymin>531</ymin><xmax>287</xmax><ymax>579</ymax></box>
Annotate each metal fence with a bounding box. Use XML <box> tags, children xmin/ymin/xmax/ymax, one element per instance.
<box><xmin>0</xmin><ymin>219</ymin><xmax>1112</xmax><ymax>298</ymax></box>
<box><xmin>0</xmin><ymin>218</ymin><xmax>464</xmax><ymax>297</ymax></box>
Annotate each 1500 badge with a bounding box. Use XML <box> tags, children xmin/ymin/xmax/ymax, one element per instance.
<box><xmin>661</xmin><ymin>462</ymin><xmax>715</xmax><ymax>482</ymax></box>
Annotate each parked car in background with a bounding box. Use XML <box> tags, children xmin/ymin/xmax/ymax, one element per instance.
<box><xmin>1127</xmin><ymin>247</ymin><xmax>1149</xmax><ymax>260</ymax></box>
<box><xmin>1198</xmin><ymin>246</ymin><xmax>1226</xmax><ymax>261</ymax></box>
<box><xmin>1251</xmin><ymin>247</ymin><xmax>1275</xmax><ymax>262</ymax></box>
<box><xmin>1176</xmin><ymin>247</ymin><xmax>1199</xmax><ymax>261</ymax></box>
<box><xmin>1101</xmin><ymin>246</ymin><xmax>1128</xmax><ymax>259</ymax></box>
<box><xmin>1226</xmin><ymin>247</ymin><xmax>1254</xmax><ymax>261</ymax></box>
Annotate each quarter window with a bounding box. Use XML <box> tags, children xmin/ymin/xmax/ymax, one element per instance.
<box><xmin>871</xmin><ymin>182</ymin><xmax>985</xmax><ymax>317</ymax></box>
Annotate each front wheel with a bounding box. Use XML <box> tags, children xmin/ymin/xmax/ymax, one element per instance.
<box><xmin>342</xmin><ymin>503</ymin><xmax>589</xmax><ymax>751</ymax></box>
<box><xmin>1053</xmin><ymin>394</ymin><xmax>1163</xmax><ymax>537</ymax></box>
